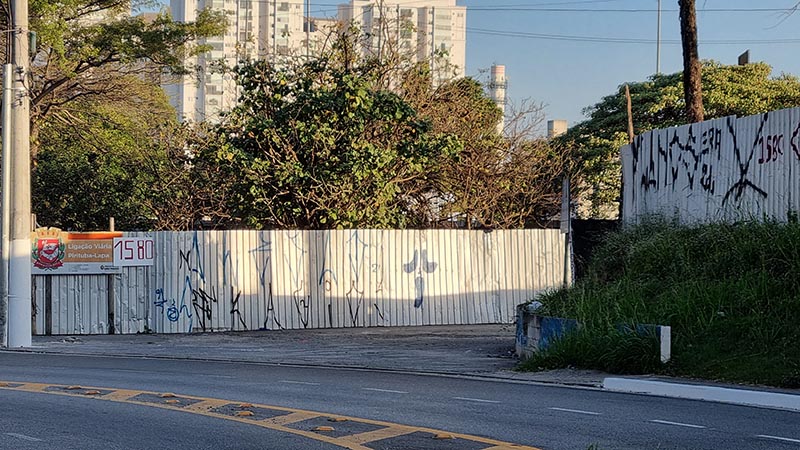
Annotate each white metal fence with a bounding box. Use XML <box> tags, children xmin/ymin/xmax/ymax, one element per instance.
<box><xmin>33</xmin><ymin>229</ymin><xmax>569</xmax><ymax>335</ymax></box>
<box><xmin>621</xmin><ymin>107</ymin><xmax>800</xmax><ymax>223</ymax></box>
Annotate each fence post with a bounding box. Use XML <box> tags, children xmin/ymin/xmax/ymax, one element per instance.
<box><xmin>107</xmin><ymin>217</ymin><xmax>115</xmax><ymax>334</ymax></box>
<box><xmin>561</xmin><ymin>178</ymin><xmax>571</xmax><ymax>287</ymax></box>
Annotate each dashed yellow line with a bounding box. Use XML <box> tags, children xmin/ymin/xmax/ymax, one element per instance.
<box><xmin>0</xmin><ymin>380</ymin><xmax>541</xmax><ymax>450</ymax></box>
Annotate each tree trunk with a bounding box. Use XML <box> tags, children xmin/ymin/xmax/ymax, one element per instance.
<box><xmin>678</xmin><ymin>0</ymin><xmax>704</xmax><ymax>123</ymax></box>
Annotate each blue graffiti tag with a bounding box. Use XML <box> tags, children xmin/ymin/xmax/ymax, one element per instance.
<box><xmin>248</xmin><ymin>234</ymin><xmax>272</xmax><ymax>287</ymax></box>
<box><xmin>154</xmin><ymin>276</ymin><xmax>194</xmax><ymax>331</ymax></box>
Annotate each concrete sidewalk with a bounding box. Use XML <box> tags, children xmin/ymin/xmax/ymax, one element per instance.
<box><xmin>10</xmin><ymin>324</ymin><xmax>607</xmax><ymax>387</ymax></box>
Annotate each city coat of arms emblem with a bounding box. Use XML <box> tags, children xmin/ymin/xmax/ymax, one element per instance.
<box><xmin>32</xmin><ymin>228</ymin><xmax>66</xmax><ymax>270</ymax></box>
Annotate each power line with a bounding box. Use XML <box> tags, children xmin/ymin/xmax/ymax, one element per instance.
<box><xmin>466</xmin><ymin>7</ymin><xmax>795</xmax><ymax>13</ymax></box>
<box><xmin>468</xmin><ymin>27</ymin><xmax>800</xmax><ymax>45</ymax></box>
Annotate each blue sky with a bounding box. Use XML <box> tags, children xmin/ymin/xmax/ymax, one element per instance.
<box><xmin>438</xmin><ymin>0</ymin><xmax>800</xmax><ymax>127</ymax></box>
<box><xmin>159</xmin><ymin>0</ymin><xmax>800</xmax><ymax>127</ymax></box>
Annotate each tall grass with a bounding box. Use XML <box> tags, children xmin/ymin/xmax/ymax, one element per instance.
<box><xmin>521</xmin><ymin>219</ymin><xmax>800</xmax><ymax>388</ymax></box>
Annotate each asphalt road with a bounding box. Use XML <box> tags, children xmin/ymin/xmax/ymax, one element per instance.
<box><xmin>0</xmin><ymin>352</ymin><xmax>798</xmax><ymax>450</ymax></box>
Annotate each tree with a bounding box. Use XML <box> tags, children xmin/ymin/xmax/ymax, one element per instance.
<box><xmin>0</xmin><ymin>0</ymin><xmax>227</xmax><ymax>154</ymax></box>
<box><xmin>183</xmin><ymin>25</ymin><xmax>572</xmax><ymax>230</ymax></box>
<box><xmin>678</xmin><ymin>0</ymin><xmax>704</xmax><ymax>122</ymax></box>
<box><xmin>0</xmin><ymin>0</ymin><xmax>227</xmax><ymax>230</ymax></box>
<box><xmin>191</xmin><ymin>57</ymin><xmax>461</xmax><ymax>230</ymax></box>
<box><xmin>32</xmin><ymin>76</ymin><xmax>183</xmax><ymax>230</ymax></box>
<box><xmin>402</xmin><ymin>73</ymin><xmax>570</xmax><ymax>228</ymax></box>
<box><xmin>563</xmin><ymin>62</ymin><xmax>800</xmax><ymax>216</ymax></box>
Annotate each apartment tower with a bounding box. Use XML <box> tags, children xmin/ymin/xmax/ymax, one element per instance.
<box><xmin>338</xmin><ymin>0</ymin><xmax>466</xmax><ymax>84</ymax></box>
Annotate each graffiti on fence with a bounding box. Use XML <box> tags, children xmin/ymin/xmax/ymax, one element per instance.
<box><xmin>632</xmin><ymin>120</ymin><xmax>726</xmax><ymax>196</ymax></box>
<box><xmin>262</xmin><ymin>282</ymin><xmax>283</xmax><ymax>330</ymax></box>
<box><xmin>624</xmin><ymin>108</ymin><xmax>800</xmax><ymax>223</ymax></box>
<box><xmin>249</xmin><ymin>235</ymin><xmax>272</xmax><ymax>288</ymax></box>
<box><xmin>403</xmin><ymin>249</ymin><xmax>438</xmax><ymax>308</ymax></box>
<box><xmin>179</xmin><ymin>232</ymin><xmax>205</xmax><ymax>282</ymax></box>
<box><xmin>42</xmin><ymin>229</ymin><xmax>567</xmax><ymax>335</ymax></box>
<box><xmin>344</xmin><ymin>231</ymin><xmax>368</xmax><ymax>326</ymax></box>
<box><xmin>154</xmin><ymin>276</ymin><xmax>194</xmax><ymax>331</ymax></box>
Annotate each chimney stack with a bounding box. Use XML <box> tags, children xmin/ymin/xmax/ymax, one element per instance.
<box><xmin>489</xmin><ymin>64</ymin><xmax>507</xmax><ymax>135</ymax></box>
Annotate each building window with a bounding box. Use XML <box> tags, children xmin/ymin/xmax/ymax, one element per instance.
<box><xmin>278</xmin><ymin>2</ymin><xmax>289</xmax><ymax>11</ymax></box>
<box><xmin>206</xmin><ymin>84</ymin><xmax>222</xmax><ymax>95</ymax></box>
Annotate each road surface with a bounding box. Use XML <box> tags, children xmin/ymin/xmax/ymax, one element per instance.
<box><xmin>0</xmin><ymin>353</ymin><xmax>798</xmax><ymax>450</ymax></box>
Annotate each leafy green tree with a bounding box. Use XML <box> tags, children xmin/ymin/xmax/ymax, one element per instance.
<box><xmin>0</xmin><ymin>0</ymin><xmax>226</xmax><ymax>230</ymax></box>
<box><xmin>0</xmin><ymin>0</ymin><xmax>226</xmax><ymax>153</ymax></box>
<box><xmin>563</xmin><ymin>61</ymin><xmax>800</xmax><ymax>217</ymax></box>
<box><xmin>32</xmin><ymin>76</ymin><xmax>181</xmax><ymax>230</ymax></box>
<box><xmin>193</xmin><ymin>58</ymin><xmax>462</xmax><ymax>229</ymax></box>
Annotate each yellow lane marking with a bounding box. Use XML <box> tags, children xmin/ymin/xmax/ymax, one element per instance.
<box><xmin>267</xmin><ymin>411</ymin><xmax>320</xmax><ymax>425</ymax></box>
<box><xmin>0</xmin><ymin>380</ymin><xmax>541</xmax><ymax>450</ymax></box>
<box><xmin>101</xmin><ymin>389</ymin><xmax>142</xmax><ymax>402</ymax></box>
<box><xmin>338</xmin><ymin>426</ymin><xmax>416</xmax><ymax>445</ymax></box>
<box><xmin>14</xmin><ymin>382</ymin><xmax>50</xmax><ymax>393</ymax></box>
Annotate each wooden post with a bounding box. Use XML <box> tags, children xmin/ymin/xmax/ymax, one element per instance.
<box><xmin>107</xmin><ymin>217</ymin><xmax>115</xmax><ymax>334</ymax></box>
<box><xmin>679</xmin><ymin>0</ymin><xmax>704</xmax><ymax>123</ymax></box>
<box><xmin>621</xmin><ymin>85</ymin><xmax>635</xmax><ymax>221</ymax></box>
<box><xmin>625</xmin><ymin>84</ymin><xmax>634</xmax><ymax>144</ymax></box>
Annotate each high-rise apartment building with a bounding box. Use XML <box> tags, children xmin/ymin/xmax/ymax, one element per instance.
<box><xmin>166</xmin><ymin>0</ymin><xmax>466</xmax><ymax>122</ymax></box>
<box><xmin>338</xmin><ymin>0</ymin><xmax>466</xmax><ymax>83</ymax></box>
<box><xmin>165</xmin><ymin>0</ymin><xmax>309</xmax><ymax>122</ymax></box>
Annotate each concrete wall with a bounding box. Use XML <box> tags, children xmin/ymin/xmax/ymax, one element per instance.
<box><xmin>34</xmin><ymin>229</ymin><xmax>570</xmax><ymax>335</ymax></box>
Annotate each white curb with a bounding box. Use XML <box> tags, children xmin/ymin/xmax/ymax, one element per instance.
<box><xmin>603</xmin><ymin>378</ymin><xmax>800</xmax><ymax>412</ymax></box>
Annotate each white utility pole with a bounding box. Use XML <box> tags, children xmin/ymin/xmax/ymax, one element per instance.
<box><xmin>656</xmin><ymin>0</ymin><xmax>662</xmax><ymax>74</ymax></box>
<box><xmin>8</xmin><ymin>0</ymin><xmax>32</xmax><ymax>347</ymax></box>
<box><xmin>0</xmin><ymin>64</ymin><xmax>12</xmax><ymax>347</ymax></box>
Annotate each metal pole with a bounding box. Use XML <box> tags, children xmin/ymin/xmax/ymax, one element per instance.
<box><xmin>8</xmin><ymin>0</ymin><xmax>32</xmax><ymax>347</ymax></box>
<box><xmin>376</xmin><ymin>0</ymin><xmax>383</xmax><ymax>62</ymax></box>
<box><xmin>656</xmin><ymin>0</ymin><xmax>662</xmax><ymax>74</ymax></box>
<box><xmin>107</xmin><ymin>217</ymin><xmax>115</xmax><ymax>334</ymax></box>
<box><xmin>305</xmin><ymin>0</ymin><xmax>310</xmax><ymax>60</ymax></box>
<box><xmin>430</xmin><ymin>7</ymin><xmax>435</xmax><ymax>82</ymax></box>
<box><xmin>0</xmin><ymin>64</ymin><xmax>13</xmax><ymax>347</ymax></box>
<box><xmin>561</xmin><ymin>178</ymin><xmax>571</xmax><ymax>288</ymax></box>
<box><xmin>272</xmin><ymin>0</ymin><xmax>277</xmax><ymax>60</ymax></box>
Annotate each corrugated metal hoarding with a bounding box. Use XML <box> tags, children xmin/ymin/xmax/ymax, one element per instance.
<box><xmin>33</xmin><ymin>229</ymin><xmax>570</xmax><ymax>335</ymax></box>
<box><xmin>622</xmin><ymin>107</ymin><xmax>800</xmax><ymax>223</ymax></box>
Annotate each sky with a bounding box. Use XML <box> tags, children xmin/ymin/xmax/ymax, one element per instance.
<box><xmin>159</xmin><ymin>0</ymin><xmax>800</xmax><ymax>128</ymax></box>
<box><xmin>311</xmin><ymin>0</ymin><xmax>800</xmax><ymax>128</ymax></box>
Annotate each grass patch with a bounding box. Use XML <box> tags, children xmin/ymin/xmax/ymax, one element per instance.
<box><xmin>520</xmin><ymin>219</ymin><xmax>800</xmax><ymax>388</ymax></box>
<box><xmin>519</xmin><ymin>326</ymin><xmax>663</xmax><ymax>374</ymax></box>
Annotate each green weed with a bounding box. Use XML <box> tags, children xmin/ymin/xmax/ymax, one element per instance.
<box><xmin>522</xmin><ymin>219</ymin><xmax>800</xmax><ymax>387</ymax></box>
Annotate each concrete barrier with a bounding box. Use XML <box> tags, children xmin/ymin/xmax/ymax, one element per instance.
<box><xmin>515</xmin><ymin>305</ymin><xmax>578</xmax><ymax>360</ymax></box>
<box><xmin>515</xmin><ymin>304</ymin><xmax>671</xmax><ymax>363</ymax></box>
